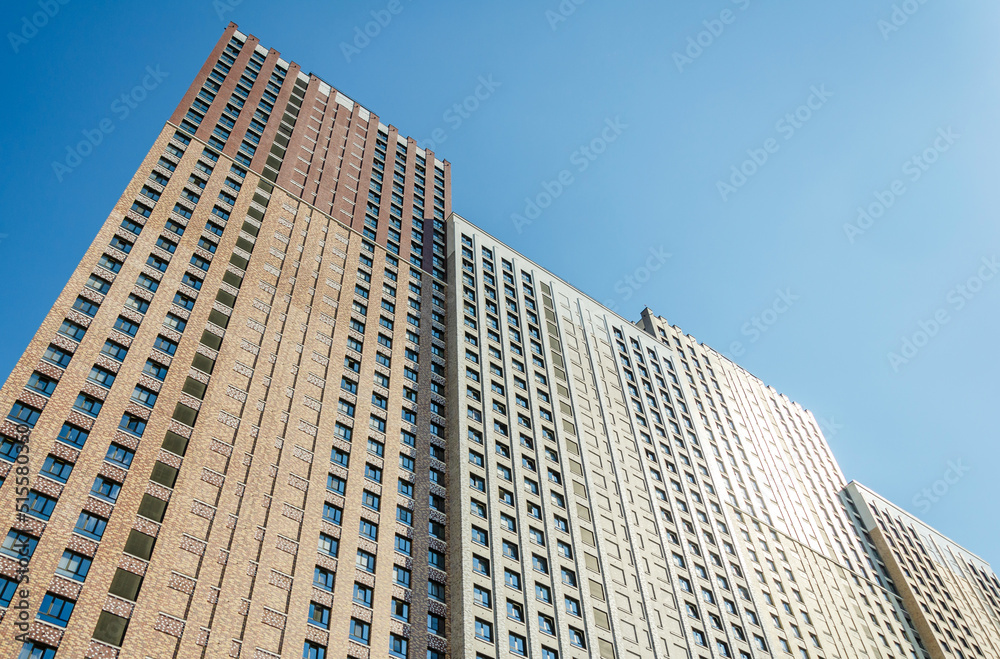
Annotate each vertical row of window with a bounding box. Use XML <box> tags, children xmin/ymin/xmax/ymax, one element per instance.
<box><xmin>183</xmin><ymin>35</ymin><xmax>285</xmax><ymax>170</ymax></box>
<box><xmin>367</xmin><ymin>129</ymin><xmax>448</xmax><ymax>280</ymax></box>
<box><xmin>308</xmin><ymin>241</ymin><xmax>449</xmax><ymax>659</ymax></box>
<box><xmin>458</xmin><ymin>234</ymin><xmax>585</xmax><ymax>658</ymax></box>
<box><xmin>3</xmin><ymin>111</ymin><xmax>260</xmax><ymax>651</ymax></box>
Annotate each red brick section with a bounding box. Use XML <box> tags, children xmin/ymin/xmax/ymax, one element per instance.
<box><xmin>0</xmin><ymin>25</ymin><xmax>451</xmax><ymax>659</ymax></box>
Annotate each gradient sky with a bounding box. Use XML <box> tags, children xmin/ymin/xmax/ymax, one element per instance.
<box><xmin>1</xmin><ymin>0</ymin><xmax>998</xmax><ymax>566</ymax></box>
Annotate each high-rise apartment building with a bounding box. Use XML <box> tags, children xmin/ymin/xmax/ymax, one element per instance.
<box><xmin>0</xmin><ymin>23</ymin><xmax>996</xmax><ymax>659</ymax></box>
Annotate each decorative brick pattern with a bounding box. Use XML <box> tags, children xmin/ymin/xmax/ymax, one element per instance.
<box><xmin>67</xmin><ymin>534</ymin><xmax>99</xmax><ymax>558</ymax></box>
<box><xmin>347</xmin><ymin>640</ymin><xmax>370</xmax><ymax>659</ymax></box>
<box><xmin>288</xmin><ymin>473</ymin><xmax>309</xmax><ymax>491</ymax></box>
<box><xmin>180</xmin><ymin>535</ymin><xmax>207</xmax><ymax>556</ymax></box>
<box><xmin>83</xmin><ymin>496</ymin><xmax>114</xmax><ymax>519</ymax></box>
<box><xmin>282</xmin><ymin>503</ymin><xmax>303</xmax><ymax>522</ymax></box>
<box><xmin>28</xmin><ymin>620</ymin><xmax>64</xmax><ymax>647</ymax></box>
<box><xmin>86</xmin><ymin>640</ymin><xmax>120</xmax><ymax>659</ymax></box>
<box><xmin>118</xmin><ymin>554</ymin><xmax>148</xmax><ymax>576</ymax></box>
<box><xmin>218</xmin><ymin>409</ymin><xmax>241</xmax><ymax>429</ymax></box>
<box><xmin>260</xmin><ymin>607</ymin><xmax>286</xmax><ymax>629</ymax></box>
<box><xmin>155</xmin><ymin>612</ymin><xmax>185</xmax><ymax>638</ymax></box>
<box><xmin>50</xmin><ymin>441</ymin><xmax>80</xmax><ymax>463</ymax></box>
<box><xmin>211</xmin><ymin>438</ymin><xmax>233</xmax><ymax>457</ymax></box>
<box><xmin>168</xmin><ymin>419</ymin><xmax>192</xmax><ymax>439</ymax></box>
<box><xmin>201</xmin><ymin>468</ymin><xmax>225</xmax><ymax>487</ymax></box>
<box><xmin>32</xmin><ymin>475</ymin><xmax>64</xmax><ymax>499</ymax></box>
<box><xmin>133</xmin><ymin>516</ymin><xmax>160</xmax><ymax>538</ymax></box>
<box><xmin>98</xmin><ymin>461</ymin><xmax>128</xmax><ymax>484</ymax></box>
<box><xmin>191</xmin><ymin>500</ymin><xmax>216</xmax><ymax>520</ymax></box>
<box><xmin>304</xmin><ymin>624</ymin><xmax>329</xmax><ymax>646</ymax></box>
<box><xmin>275</xmin><ymin>535</ymin><xmax>298</xmax><ymax>555</ymax></box>
<box><xmin>103</xmin><ymin>595</ymin><xmax>135</xmax><ymax>619</ymax></box>
<box><xmin>48</xmin><ymin>575</ymin><xmax>83</xmax><ymax>601</ymax></box>
<box><xmin>146</xmin><ymin>480</ymin><xmax>172</xmax><ymax>502</ymax></box>
<box><xmin>268</xmin><ymin>570</ymin><xmax>292</xmax><ymax>591</ymax></box>
<box><xmin>169</xmin><ymin>572</ymin><xmax>197</xmax><ymax>595</ymax></box>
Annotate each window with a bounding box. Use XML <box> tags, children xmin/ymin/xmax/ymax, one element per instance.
<box><xmin>430</xmin><ymin>612</ymin><xmax>447</xmax><ymax>637</ymax></box>
<box><xmin>475</xmin><ymin>618</ymin><xmax>493</xmax><ymax>642</ymax></box>
<box><xmin>394</xmin><ymin>534</ymin><xmax>412</xmax><ymax>556</ymax></box>
<box><xmin>0</xmin><ymin>575</ymin><xmax>18</xmax><ymax>607</ymax></box>
<box><xmin>353</xmin><ymin>582</ymin><xmax>373</xmax><ymax>606</ymax></box>
<box><xmin>539</xmin><ymin>613</ymin><xmax>555</xmax><ymax>635</ymax></box>
<box><xmin>474</xmin><ymin>585</ymin><xmax>492</xmax><ymax>608</ymax></box>
<box><xmin>394</xmin><ymin>565</ymin><xmax>411</xmax><ymax>587</ymax></box>
<box><xmin>37</xmin><ymin>593</ymin><xmax>75</xmax><ymax>626</ymax></box>
<box><xmin>72</xmin><ymin>394</ymin><xmax>102</xmax><ymax>417</ymax></box>
<box><xmin>313</xmin><ymin>566</ymin><xmax>334</xmax><ymax>592</ymax></box>
<box><xmin>26</xmin><ymin>372</ymin><xmax>57</xmax><ymax>396</ymax></box>
<box><xmin>59</xmin><ymin>320</ymin><xmax>87</xmax><ymax>341</ymax></box>
<box><xmin>40</xmin><ymin>455</ymin><xmax>73</xmax><ymax>482</ymax></box>
<box><xmin>472</xmin><ymin>555</ymin><xmax>490</xmax><ymax>576</ymax></box>
<box><xmin>1</xmin><ymin>530</ymin><xmax>37</xmax><ymax>560</ymax></box>
<box><xmin>102</xmin><ymin>340</ymin><xmax>129</xmax><ymax>361</ymax></box>
<box><xmin>509</xmin><ymin>633</ymin><xmax>527</xmax><ymax>655</ymax></box>
<box><xmin>43</xmin><ymin>343</ymin><xmax>72</xmax><ymax>366</ymax></box>
<box><xmin>356</xmin><ymin>549</ymin><xmax>376</xmax><ymax>573</ymax></box>
<box><xmin>72</xmin><ymin>295</ymin><xmax>102</xmax><ymax>317</ymax></box>
<box><xmin>391</xmin><ymin>598</ymin><xmax>410</xmax><ymax>621</ymax></box>
<box><xmin>327</xmin><ymin>474</ymin><xmax>346</xmax><ymax>495</ymax></box>
<box><xmin>359</xmin><ymin>519</ymin><xmax>378</xmax><ymax>541</ymax></box>
<box><xmin>349</xmin><ymin>619</ymin><xmax>371</xmax><ymax>645</ymax></box>
<box><xmin>58</xmin><ymin>423</ymin><xmax>88</xmax><ymax>448</ymax></box>
<box><xmin>143</xmin><ymin>359</ymin><xmax>168</xmax><ymax>380</ymax></box>
<box><xmin>303</xmin><ymin>641</ymin><xmax>326</xmax><ymax>659</ymax></box>
<box><xmin>119</xmin><ymin>413</ymin><xmax>146</xmax><ymax>436</ymax></box>
<box><xmin>8</xmin><ymin>402</ymin><xmax>41</xmax><ymax>427</ymax></box>
<box><xmin>318</xmin><ymin>533</ymin><xmax>339</xmax><ymax>558</ymax></box>
<box><xmin>389</xmin><ymin>634</ymin><xmax>408</xmax><ymax>658</ymax></box>
<box><xmin>308</xmin><ymin>602</ymin><xmax>330</xmax><ymax>629</ymax></box>
<box><xmin>24</xmin><ymin>492</ymin><xmax>57</xmax><ymax>520</ymax></box>
<box><xmin>323</xmin><ymin>503</ymin><xmax>342</xmax><ymax>525</ymax></box>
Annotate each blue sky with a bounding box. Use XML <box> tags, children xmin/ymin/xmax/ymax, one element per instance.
<box><xmin>1</xmin><ymin>1</ymin><xmax>997</xmax><ymax>565</ymax></box>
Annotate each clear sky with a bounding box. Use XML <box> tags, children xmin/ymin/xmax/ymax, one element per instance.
<box><xmin>1</xmin><ymin>0</ymin><xmax>997</xmax><ymax>566</ymax></box>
